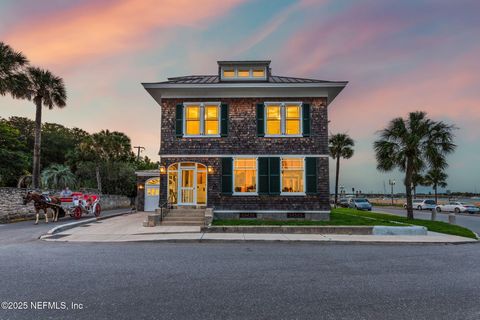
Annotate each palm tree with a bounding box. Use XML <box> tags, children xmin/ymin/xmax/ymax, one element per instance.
<box><xmin>329</xmin><ymin>133</ymin><xmax>354</xmax><ymax>206</ymax></box>
<box><xmin>0</xmin><ymin>42</ymin><xmax>29</xmax><ymax>98</ymax></box>
<box><xmin>41</xmin><ymin>164</ymin><xmax>76</xmax><ymax>189</ymax></box>
<box><xmin>423</xmin><ymin>168</ymin><xmax>448</xmax><ymax>205</ymax></box>
<box><xmin>26</xmin><ymin>67</ymin><xmax>67</xmax><ymax>189</ymax></box>
<box><xmin>374</xmin><ymin>111</ymin><xmax>456</xmax><ymax>219</ymax></box>
<box><xmin>411</xmin><ymin>172</ymin><xmax>424</xmax><ymax>199</ymax></box>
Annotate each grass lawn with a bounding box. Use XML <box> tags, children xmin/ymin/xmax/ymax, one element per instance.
<box><xmin>212</xmin><ymin>208</ymin><xmax>477</xmax><ymax>239</ymax></box>
<box><xmin>343</xmin><ymin>208</ymin><xmax>477</xmax><ymax>239</ymax></box>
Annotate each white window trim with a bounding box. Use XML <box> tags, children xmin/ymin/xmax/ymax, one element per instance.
<box><xmin>221</xmin><ymin>66</ymin><xmax>267</xmax><ymax>81</ymax></box>
<box><xmin>232</xmin><ymin>156</ymin><xmax>258</xmax><ymax>196</ymax></box>
<box><xmin>183</xmin><ymin>102</ymin><xmax>221</xmax><ymax>137</ymax></box>
<box><xmin>280</xmin><ymin>156</ymin><xmax>306</xmax><ymax>196</ymax></box>
<box><xmin>264</xmin><ymin>102</ymin><xmax>303</xmax><ymax>137</ymax></box>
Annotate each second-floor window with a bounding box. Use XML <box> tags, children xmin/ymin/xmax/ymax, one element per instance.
<box><xmin>265</xmin><ymin>102</ymin><xmax>302</xmax><ymax>136</ymax></box>
<box><xmin>184</xmin><ymin>103</ymin><xmax>220</xmax><ymax>136</ymax></box>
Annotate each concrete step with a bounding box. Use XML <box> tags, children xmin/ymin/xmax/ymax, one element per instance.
<box><xmin>161</xmin><ymin>221</ymin><xmax>205</xmax><ymax>226</ymax></box>
<box><xmin>163</xmin><ymin>217</ymin><xmax>205</xmax><ymax>222</ymax></box>
<box><xmin>166</xmin><ymin>212</ymin><xmax>205</xmax><ymax>217</ymax></box>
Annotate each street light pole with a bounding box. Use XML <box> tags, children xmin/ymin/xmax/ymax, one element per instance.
<box><xmin>389</xmin><ymin>179</ymin><xmax>396</xmax><ymax>205</ymax></box>
<box><xmin>133</xmin><ymin>146</ymin><xmax>145</xmax><ymax>161</ymax></box>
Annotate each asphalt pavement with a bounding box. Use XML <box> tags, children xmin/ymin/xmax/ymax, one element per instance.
<box><xmin>2</xmin><ymin>208</ymin><xmax>480</xmax><ymax>319</ymax></box>
<box><xmin>375</xmin><ymin>206</ymin><xmax>480</xmax><ymax>235</ymax></box>
<box><xmin>0</xmin><ymin>208</ymin><xmax>131</xmax><ymax>245</ymax></box>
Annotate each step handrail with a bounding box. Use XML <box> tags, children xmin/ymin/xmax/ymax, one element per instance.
<box><xmin>159</xmin><ymin>201</ymin><xmax>170</xmax><ymax>222</ymax></box>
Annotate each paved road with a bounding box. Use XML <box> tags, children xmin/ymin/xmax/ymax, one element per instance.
<box><xmin>1</xmin><ymin>238</ymin><xmax>480</xmax><ymax>319</ymax></box>
<box><xmin>0</xmin><ymin>208</ymin><xmax>131</xmax><ymax>245</ymax></box>
<box><xmin>375</xmin><ymin>206</ymin><xmax>480</xmax><ymax>235</ymax></box>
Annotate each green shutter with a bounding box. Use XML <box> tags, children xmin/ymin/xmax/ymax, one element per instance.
<box><xmin>305</xmin><ymin>157</ymin><xmax>317</xmax><ymax>194</ymax></box>
<box><xmin>269</xmin><ymin>157</ymin><xmax>280</xmax><ymax>195</ymax></box>
<box><xmin>175</xmin><ymin>104</ymin><xmax>183</xmax><ymax>137</ymax></box>
<box><xmin>302</xmin><ymin>103</ymin><xmax>311</xmax><ymax>137</ymax></box>
<box><xmin>256</xmin><ymin>103</ymin><xmax>265</xmax><ymax>137</ymax></box>
<box><xmin>220</xmin><ymin>103</ymin><xmax>228</xmax><ymax>137</ymax></box>
<box><xmin>258</xmin><ymin>157</ymin><xmax>269</xmax><ymax>194</ymax></box>
<box><xmin>221</xmin><ymin>157</ymin><xmax>233</xmax><ymax>194</ymax></box>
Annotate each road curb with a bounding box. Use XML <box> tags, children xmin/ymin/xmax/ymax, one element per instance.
<box><xmin>42</xmin><ymin>209</ymin><xmax>134</xmax><ymax>237</ymax></box>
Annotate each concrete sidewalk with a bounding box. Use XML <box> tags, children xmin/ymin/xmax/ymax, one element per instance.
<box><xmin>40</xmin><ymin>211</ymin><xmax>478</xmax><ymax>244</ymax></box>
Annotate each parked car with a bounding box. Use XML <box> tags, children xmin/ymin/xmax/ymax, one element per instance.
<box><xmin>435</xmin><ymin>202</ymin><xmax>480</xmax><ymax>214</ymax></box>
<box><xmin>403</xmin><ymin>199</ymin><xmax>436</xmax><ymax>210</ymax></box>
<box><xmin>348</xmin><ymin>198</ymin><xmax>372</xmax><ymax>211</ymax></box>
<box><xmin>338</xmin><ymin>198</ymin><xmax>349</xmax><ymax>208</ymax></box>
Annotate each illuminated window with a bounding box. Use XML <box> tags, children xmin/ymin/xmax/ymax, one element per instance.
<box><xmin>238</xmin><ymin>69</ymin><xmax>250</xmax><ymax>77</ymax></box>
<box><xmin>253</xmin><ymin>69</ymin><xmax>265</xmax><ymax>77</ymax></box>
<box><xmin>185</xmin><ymin>105</ymin><xmax>200</xmax><ymax>135</ymax></box>
<box><xmin>281</xmin><ymin>158</ymin><xmax>304</xmax><ymax>193</ymax></box>
<box><xmin>205</xmin><ymin>105</ymin><xmax>219</xmax><ymax>135</ymax></box>
<box><xmin>223</xmin><ymin>69</ymin><xmax>235</xmax><ymax>77</ymax></box>
<box><xmin>183</xmin><ymin>103</ymin><xmax>220</xmax><ymax>136</ymax></box>
<box><xmin>265</xmin><ymin>102</ymin><xmax>302</xmax><ymax>136</ymax></box>
<box><xmin>220</xmin><ymin>67</ymin><xmax>266</xmax><ymax>80</ymax></box>
<box><xmin>285</xmin><ymin>105</ymin><xmax>301</xmax><ymax>135</ymax></box>
<box><xmin>146</xmin><ymin>178</ymin><xmax>160</xmax><ymax>185</ymax></box>
<box><xmin>266</xmin><ymin>105</ymin><xmax>281</xmax><ymax>135</ymax></box>
<box><xmin>233</xmin><ymin>158</ymin><xmax>257</xmax><ymax>193</ymax></box>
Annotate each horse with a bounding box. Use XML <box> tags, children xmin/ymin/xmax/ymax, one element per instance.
<box><xmin>22</xmin><ymin>192</ymin><xmax>64</xmax><ymax>224</ymax></box>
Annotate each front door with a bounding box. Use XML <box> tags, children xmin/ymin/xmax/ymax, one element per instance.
<box><xmin>179</xmin><ymin>167</ymin><xmax>196</xmax><ymax>205</ymax></box>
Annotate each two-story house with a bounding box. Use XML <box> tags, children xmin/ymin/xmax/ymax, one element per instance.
<box><xmin>137</xmin><ymin>60</ymin><xmax>347</xmax><ymax>221</ymax></box>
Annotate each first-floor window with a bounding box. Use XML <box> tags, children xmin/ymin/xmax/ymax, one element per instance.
<box><xmin>281</xmin><ymin>158</ymin><xmax>304</xmax><ymax>193</ymax></box>
<box><xmin>233</xmin><ymin>158</ymin><xmax>257</xmax><ymax>193</ymax></box>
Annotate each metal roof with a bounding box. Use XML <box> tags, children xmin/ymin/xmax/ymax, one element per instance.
<box><xmin>150</xmin><ymin>75</ymin><xmax>340</xmax><ymax>85</ymax></box>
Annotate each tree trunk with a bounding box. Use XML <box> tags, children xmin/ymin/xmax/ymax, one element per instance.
<box><xmin>434</xmin><ymin>184</ymin><xmax>438</xmax><ymax>204</ymax></box>
<box><xmin>32</xmin><ymin>99</ymin><xmax>42</xmax><ymax>189</ymax></box>
<box><xmin>95</xmin><ymin>165</ymin><xmax>102</xmax><ymax>193</ymax></box>
<box><xmin>334</xmin><ymin>156</ymin><xmax>340</xmax><ymax>207</ymax></box>
<box><xmin>405</xmin><ymin>157</ymin><xmax>414</xmax><ymax>220</ymax></box>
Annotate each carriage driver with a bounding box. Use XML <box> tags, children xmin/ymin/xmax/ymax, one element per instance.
<box><xmin>60</xmin><ymin>187</ymin><xmax>72</xmax><ymax>197</ymax></box>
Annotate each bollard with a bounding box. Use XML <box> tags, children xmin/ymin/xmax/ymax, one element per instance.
<box><xmin>448</xmin><ymin>213</ymin><xmax>456</xmax><ymax>224</ymax></box>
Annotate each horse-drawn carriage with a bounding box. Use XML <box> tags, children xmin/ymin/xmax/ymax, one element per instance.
<box><xmin>23</xmin><ymin>191</ymin><xmax>102</xmax><ymax>224</ymax></box>
<box><xmin>59</xmin><ymin>192</ymin><xmax>101</xmax><ymax>220</ymax></box>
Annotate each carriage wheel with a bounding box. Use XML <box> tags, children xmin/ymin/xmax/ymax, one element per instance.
<box><xmin>73</xmin><ymin>207</ymin><xmax>82</xmax><ymax>220</ymax></box>
<box><xmin>94</xmin><ymin>204</ymin><xmax>101</xmax><ymax>217</ymax></box>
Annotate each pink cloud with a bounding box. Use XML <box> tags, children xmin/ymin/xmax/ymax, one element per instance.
<box><xmin>3</xmin><ymin>0</ymin><xmax>244</xmax><ymax>70</ymax></box>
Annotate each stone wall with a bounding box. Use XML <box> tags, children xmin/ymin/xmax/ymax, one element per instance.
<box><xmin>0</xmin><ymin>188</ymin><xmax>131</xmax><ymax>223</ymax></box>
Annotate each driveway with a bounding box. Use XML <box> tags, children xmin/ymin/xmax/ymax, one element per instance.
<box><xmin>375</xmin><ymin>206</ymin><xmax>480</xmax><ymax>235</ymax></box>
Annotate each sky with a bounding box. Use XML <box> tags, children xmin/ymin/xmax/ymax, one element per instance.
<box><xmin>1</xmin><ymin>0</ymin><xmax>479</xmax><ymax>194</ymax></box>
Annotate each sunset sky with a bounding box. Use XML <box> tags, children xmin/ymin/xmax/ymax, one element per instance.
<box><xmin>1</xmin><ymin>0</ymin><xmax>479</xmax><ymax>193</ymax></box>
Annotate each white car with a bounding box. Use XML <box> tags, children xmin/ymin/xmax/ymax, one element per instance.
<box><xmin>403</xmin><ymin>199</ymin><xmax>436</xmax><ymax>210</ymax></box>
<box><xmin>435</xmin><ymin>202</ymin><xmax>480</xmax><ymax>214</ymax></box>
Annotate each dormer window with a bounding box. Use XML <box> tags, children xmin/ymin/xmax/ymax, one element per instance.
<box><xmin>218</xmin><ymin>60</ymin><xmax>270</xmax><ymax>81</ymax></box>
<box><xmin>223</xmin><ymin>69</ymin><xmax>235</xmax><ymax>78</ymax></box>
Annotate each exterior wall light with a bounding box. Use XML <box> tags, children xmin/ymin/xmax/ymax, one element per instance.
<box><xmin>159</xmin><ymin>165</ymin><xmax>167</xmax><ymax>174</ymax></box>
<box><xmin>207</xmin><ymin>166</ymin><xmax>214</xmax><ymax>174</ymax></box>
<box><xmin>138</xmin><ymin>183</ymin><xmax>145</xmax><ymax>190</ymax></box>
